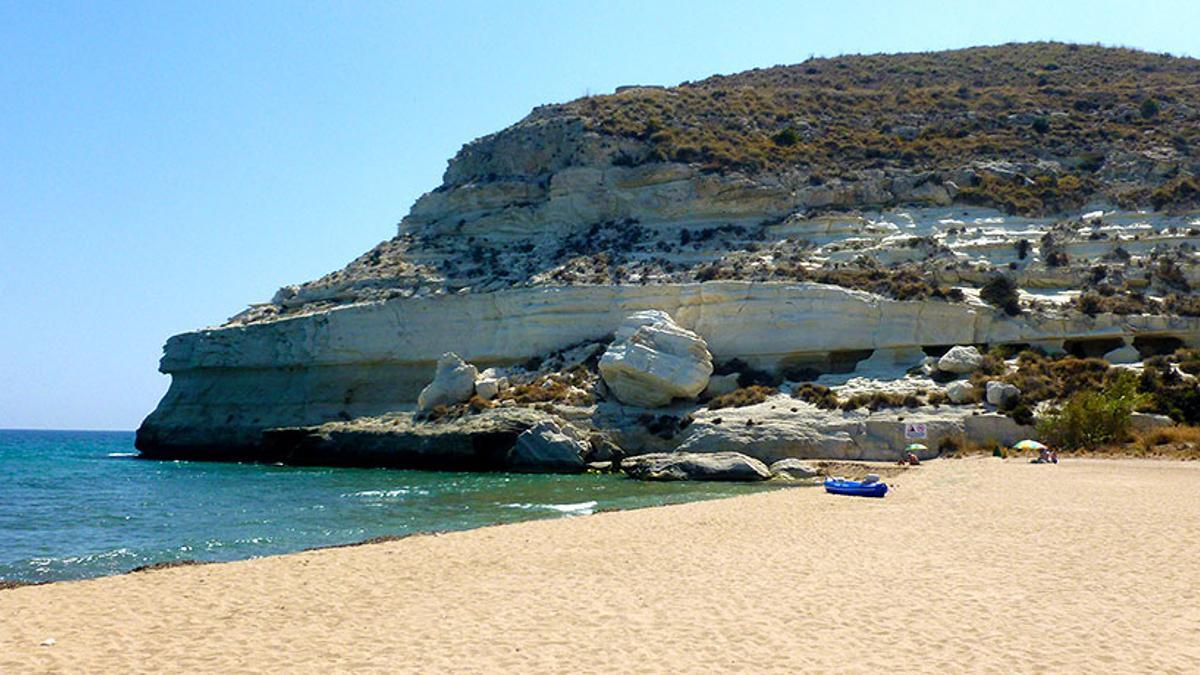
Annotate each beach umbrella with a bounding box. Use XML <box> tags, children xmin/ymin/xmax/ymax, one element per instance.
<box><xmin>1012</xmin><ymin>439</ymin><xmax>1047</xmax><ymax>451</ymax></box>
<box><xmin>905</xmin><ymin>443</ymin><xmax>928</xmax><ymax>452</ymax></box>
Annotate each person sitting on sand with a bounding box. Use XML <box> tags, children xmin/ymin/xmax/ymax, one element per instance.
<box><xmin>1032</xmin><ymin>447</ymin><xmax>1060</xmax><ymax>464</ymax></box>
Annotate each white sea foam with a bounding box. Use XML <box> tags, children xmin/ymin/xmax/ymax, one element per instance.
<box><xmin>343</xmin><ymin>488</ymin><xmax>426</xmax><ymax>499</ymax></box>
<box><xmin>502</xmin><ymin>500</ymin><xmax>597</xmax><ymax>515</ymax></box>
<box><xmin>106</xmin><ymin>452</ymin><xmax>138</xmax><ymax>458</ymax></box>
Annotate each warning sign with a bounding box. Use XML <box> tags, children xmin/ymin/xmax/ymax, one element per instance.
<box><xmin>904</xmin><ymin>422</ymin><xmax>927</xmax><ymax>439</ymax></box>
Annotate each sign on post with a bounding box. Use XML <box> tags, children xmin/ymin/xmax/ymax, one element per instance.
<box><xmin>904</xmin><ymin>422</ymin><xmax>927</xmax><ymax>439</ymax></box>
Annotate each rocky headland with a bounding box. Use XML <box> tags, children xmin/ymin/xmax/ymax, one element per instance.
<box><xmin>137</xmin><ymin>43</ymin><xmax>1200</xmax><ymax>477</ymax></box>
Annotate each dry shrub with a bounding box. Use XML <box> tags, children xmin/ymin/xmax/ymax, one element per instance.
<box><xmin>936</xmin><ymin>435</ymin><xmax>996</xmax><ymax>457</ymax></box>
<box><xmin>1134</xmin><ymin>425</ymin><xmax>1200</xmax><ymax>453</ymax></box>
<box><xmin>497</xmin><ymin>367</ymin><xmax>596</xmax><ymax>406</ymax></box>
<box><xmin>839</xmin><ymin>391</ymin><xmax>912</xmax><ymax>412</ymax></box>
<box><xmin>1163</xmin><ymin>293</ymin><xmax>1200</xmax><ymax>317</ymax></box>
<box><xmin>708</xmin><ymin>385</ymin><xmax>777</xmax><ymax>410</ymax></box>
<box><xmin>977</xmin><ymin>352</ymin><xmax>1110</xmax><ymax>404</ymax></box>
<box><xmin>419</xmin><ymin>394</ymin><xmax>495</xmax><ymax>423</ymax></box>
<box><xmin>791</xmin><ymin>383</ymin><xmax>840</xmax><ymax>409</ymax></box>
<box><xmin>713</xmin><ymin>358</ymin><xmax>781</xmax><ymax>388</ymax></box>
<box><xmin>1076</xmin><ymin>290</ymin><xmax>1161</xmax><ymax>316</ymax></box>
<box><xmin>808</xmin><ymin>267</ymin><xmax>963</xmax><ymax>303</ymax></box>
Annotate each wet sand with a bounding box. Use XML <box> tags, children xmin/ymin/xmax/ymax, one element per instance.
<box><xmin>3</xmin><ymin>457</ymin><xmax>1199</xmax><ymax>673</ymax></box>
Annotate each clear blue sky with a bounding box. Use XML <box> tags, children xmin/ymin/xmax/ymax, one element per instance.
<box><xmin>2</xmin><ymin>0</ymin><xmax>1198</xmax><ymax>430</ymax></box>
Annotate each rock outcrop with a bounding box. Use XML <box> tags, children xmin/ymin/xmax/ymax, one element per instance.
<box><xmin>506</xmin><ymin>421</ymin><xmax>588</xmax><ymax>473</ymax></box>
<box><xmin>136</xmin><ymin>45</ymin><xmax>1200</xmax><ymax>466</ymax></box>
<box><xmin>620</xmin><ymin>452</ymin><xmax>772</xmax><ymax>482</ymax></box>
<box><xmin>768</xmin><ymin>459</ymin><xmax>821</xmax><ymax>480</ymax></box>
<box><xmin>254</xmin><ymin>407</ymin><xmax>557</xmax><ymax>470</ymax></box>
<box><xmin>599</xmin><ymin>311</ymin><xmax>713</xmax><ymax>407</ymax></box>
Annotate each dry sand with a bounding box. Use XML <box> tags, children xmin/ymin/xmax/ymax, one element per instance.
<box><xmin>3</xmin><ymin>457</ymin><xmax>1200</xmax><ymax>673</ymax></box>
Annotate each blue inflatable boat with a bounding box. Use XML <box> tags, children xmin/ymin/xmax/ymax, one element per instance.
<box><xmin>824</xmin><ymin>477</ymin><xmax>888</xmax><ymax>498</ymax></box>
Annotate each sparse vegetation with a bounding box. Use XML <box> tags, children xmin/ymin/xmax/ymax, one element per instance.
<box><xmin>496</xmin><ymin>367</ymin><xmax>596</xmax><ymax>406</ymax></box>
<box><xmin>708</xmin><ymin>385</ymin><xmax>777</xmax><ymax>410</ymax></box>
<box><xmin>568</xmin><ymin>43</ymin><xmax>1200</xmax><ymax>214</ymax></box>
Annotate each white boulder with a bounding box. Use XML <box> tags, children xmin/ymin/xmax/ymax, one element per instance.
<box><xmin>417</xmin><ymin>352</ymin><xmax>479</xmax><ymax>411</ymax></box>
<box><xmin>474</xmin><ymin>378</ymin><xmax>500</xmax><ymax>401</ymax></box>
<box><xmin>599</xmin><ymin>310</ymin><xmax>713</xmax><ymax>407</ymax></box>
<box><xmin>985</xmin><ymin>380</ymin><xmax>1021</xmax><ymax>407</ymax></box>
<box><xmin>473</xmin><ymin>368</ymin><xmax>505</xmax><ymax>401</ymax></box>
<box><xmin>945</xmin><ymin>380</ymin><xmax>976</xmax><ymax>404</ymax></box>
<box><xmin>938</xmin><ymin>346</ymin><xmax>984</xmax><ymax>374</ymax></box>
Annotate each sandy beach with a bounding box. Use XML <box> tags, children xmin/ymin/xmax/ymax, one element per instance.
<box><xmin>3</xmin><ymin>457</ymin><xmax>1199</xmax><ymax>673</ymax></box>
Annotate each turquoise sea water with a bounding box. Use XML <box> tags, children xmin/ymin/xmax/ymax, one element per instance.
<box><xmin>0</xmin><ymin>429</ymin><xmax>772</xmax><ymax>584</ymax></box>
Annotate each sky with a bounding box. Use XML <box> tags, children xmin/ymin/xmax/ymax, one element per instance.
<box><xmin>2</xmin><ymin>0</ymin><xmax>1199</xmax><ymax>430</ymax></box>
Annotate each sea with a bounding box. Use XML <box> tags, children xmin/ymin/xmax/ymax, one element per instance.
<box><xmin>0</xmin><ymin>429</ymin><xmax>773</xmax><ymax>584</ymax></box>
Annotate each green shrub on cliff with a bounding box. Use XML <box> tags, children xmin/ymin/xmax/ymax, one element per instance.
<box><xmin>980</xmin><ymin>275</ymin><xmax>1021</xmax><ymax>315</ymax></box>
<box><xmin>1036</xmin><ymin>371</ymin><xmax>1144</xmax><ymax>449</ymax></box>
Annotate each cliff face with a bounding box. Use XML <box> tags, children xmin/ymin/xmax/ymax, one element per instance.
<box><xmin>137</xmin><ymin>44</ymin><xmax>1200</xmax><ymax>459</ymax></box>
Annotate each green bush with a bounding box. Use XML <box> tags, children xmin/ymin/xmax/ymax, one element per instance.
<box><xmin>1140</xmin><ymin>98</ymin><xmax>1160</xmax><ymax>119</ymax></box>
<box><xmin>1036</xmin><ymin>371</ymin><xmax>1144</xmax><ymax>449</ymax></box>
<box><xmin>980</xmin><ymin>275</ymin><xmax>1021</xmax><ymax>315</ymax></box>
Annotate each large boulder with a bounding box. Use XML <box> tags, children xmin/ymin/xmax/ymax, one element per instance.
<box><xmin>945</xmin><ymin>380</ymin><xmax>976</xmax><ymax>404</ymax></box>
<box><xmin>417</xmin><ymin>353</ymin><xmax>479</xmax><ymax>411</ymax></box>
<box><xmin>506</xmin><ymin>420</ymin><xmax>588</xmax><ymax>473</ymax></box>
<box><xmin>599</xmin><ymin>310</ymin><xmax>713</xmax><ymax>407</ymax></box>
<box><xmin>621</xmin><ymin>451</ymin><xmax>771</xmax><ymax>481</ymax></box>
<box><xmin>985</xmin><ymin>381</ymin><xmax>1021</xmax><ymax>407</ymax></box>
<box><xmin>938</xmin><ymin>346</ymin><xmax>984</xmax><ymax>374</ymax></box>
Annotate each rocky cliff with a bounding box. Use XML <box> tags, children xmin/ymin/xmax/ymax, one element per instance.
<box><xmin>138</xmin><ymin>43</ymin><xmax>1200</xmax><ymax>465</ymax></box>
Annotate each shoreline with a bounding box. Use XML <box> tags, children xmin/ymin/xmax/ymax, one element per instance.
<box><xmin>4</xmin><ymin>456</ymin><xmax>1200</xmax><ymax>672</ymax></box>
<box><xmin>1</xmin><ymin>451</ymin><xmax>1190</xmax><ymax>592</ymax></box>
<box><xmin>0</xmin><ymin>451</ymin><xmax>1191</xmax><ymax>592</ymax></box>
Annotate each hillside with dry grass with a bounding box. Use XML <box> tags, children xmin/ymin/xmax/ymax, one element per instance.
<box><xmin>562</xmin><ymin>42</ymin><xmax>1199</xmax><ymax>214</ymax></box>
